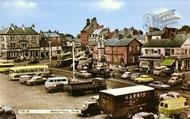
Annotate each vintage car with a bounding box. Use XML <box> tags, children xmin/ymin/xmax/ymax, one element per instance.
<box><xmin>134</xmin><ymin>75</ymin><xmax>154</xmax><ymax>83</ymax></box>
<box><xmin>79</xmin><ymin>101</ymin><xmax>101</xmax><ymax>117</ymax></box>
<box><xmin>149</xmin><ymin>81</ymin><xmax>170</xmax><ymax>90</ymax></box>
<box><xmin>26</xmin><ymin>76</ymin><xmax>47</xmax><ymax>86</ymax></box>
<box><xmin>75</xmin><ymin>70</ymin><xmax>92</xmax><ymax>78</ymax></box>
<box><xmin>19</xmin><ymin>74</ymin><xmax>33</xmax><ymax>84</ymax></box>
<box><xmin>0</xmin><ymin>105</ymin><xmax>16</xmax><ymax>119</ymax></box>
<box><xmin>132</xmin><ymin>112</ymin><xmax>158</xmax><ymax>119</ymax></box>
<box><xmin>168</xmin><ymin>73</ymin><xmax>184</xmax><ymax>86</ymax></box>
<box><xmin>45</xmin><ymin>77</ymin><xmax>69</xmax><ymax>93</ymax></box>
<box><xmin>130</xmin><ymin>73</ymin><xmax>142</xmax><ymax>80</ymax></box>
<box><xmin>159</xmin><ymin>92</ymin><xmax>182</xmax><ymax>101</ymax></box>
<box><xmin>121</xmin><ymin>72</ymin><xmax>132</xmax><ymax>79</ymax></box>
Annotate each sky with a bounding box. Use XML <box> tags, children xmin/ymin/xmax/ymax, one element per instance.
<box><xmin>0</xmin><ymin>0</ymin><xmax>190</xmax><ymax>36</ymax></box>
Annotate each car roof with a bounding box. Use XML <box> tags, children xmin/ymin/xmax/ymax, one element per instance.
<box><xmin>32</xmin><ymin>76</ymin><xmax>42</xmax><ymax>78</ymax></box>
<box><xmin>1</xmin><ymin>106</ymin><xmax>13</xmax><ymax>112</ymax></box>
<box><xmin>167</xmin><ymin>91</ymin><xmax>180</xmax><ymax>95</ymax></box>
<box><xmin>48</xmin><ymin>77</ymin><xmax>68</xmax><ymax>80</ymax></box>
<box><xmin>160</xmin><ymin>97</ymin><xmax>186</xmax><ymax>103</ymax></box>
<box><xmin>20</xmin><ymin>75</ymin><xmax>32</xmax><ymax>77</ymax></box>
<box><xmin>84</xmin><ymin>101</ymin><xmax>97</xmax><ymax>104</ymax></box>
<box><xmin>136</xmin><ymin>112</ymin><xmax>153</xmax><ymax>116</ymax></box>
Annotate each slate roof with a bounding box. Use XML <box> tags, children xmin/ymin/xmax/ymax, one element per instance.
<box><xmin>92</xmin><ymin>28</ymin><xmax>103</xmax><ymax>35</ymax></box>
<box><xmin>0</xmin><ymin>26</ymin><xmax>38</xmax><ymax>35</ymax></box>
<box><xmin>143</xmin><ymin>33</ymin><xmax>189</xmax><ymax>47</ymax></box>
<box><xmin>42</xmin><ymin>32</ymin><xmax>60</xmax><ymax>37</ymax></box>
<box><xmin>147</xmin><ymin>31</ymin><xmax>164</xmax><ymax>36</ymax></box>
<box><xmin>105</xmin><ymin>38</ymin><xmax>135</xmax><ymax>46</ymax></box>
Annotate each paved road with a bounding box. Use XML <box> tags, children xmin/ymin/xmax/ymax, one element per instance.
<box><xmin>1</xmin><ymin>69</ymin><xmax>190</xmax><ymax>119</ymax></box>
<box><xmin>0</xmin><ymin>73</ymin><xmax>129</xmax><ymax>119</ymax></box>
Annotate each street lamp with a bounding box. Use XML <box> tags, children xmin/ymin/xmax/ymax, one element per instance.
<box><xmin>72</xmin><ymin>41</ymin><xmax>76</xmax><ymax>80</ymax></box>
<box><xmin>48</xmin><ymin>41</ymin><xmax>52</xmax><ymax>64</ymax></box>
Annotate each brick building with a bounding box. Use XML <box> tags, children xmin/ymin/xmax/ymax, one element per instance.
<box><xmin>104</xmin><ymin>38</ymin><xmax>142</xmax><ymax>67</ymax></box>
<box><xmin>80</xmin><ymin>17</ymin><xmax>103</xmax><ymax>46</ymax></box>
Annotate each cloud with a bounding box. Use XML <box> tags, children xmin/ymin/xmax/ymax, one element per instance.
<box><xmin>2</xmin><ymin>0</ymin><xmax>37</xmax><ymax>11</ymax></box>
<box><xmin>98</xmin><ymin>0</ymin><xmax>124</xmax><ymax>11</ymax></box>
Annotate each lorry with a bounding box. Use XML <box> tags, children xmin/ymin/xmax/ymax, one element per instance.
<box><xmin>66</xmin><ymin>78</ymin><xmax>107</xmax><ymax>95</ymax></box>
<box><xmin>99</xmin><ymin>85</ymin><xmax>158</xmax><ymax>119</ymax></box>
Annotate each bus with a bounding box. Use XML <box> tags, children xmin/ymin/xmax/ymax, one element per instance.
<box><xmin>99</xmin><ymin>85</ymin><xmax>158</xmax><ymax>119</ymax></box>
<box><xmin>0</xmin><ymin>63</ymin><xmax>15</xmax><ymax>73</ymax></box>
<box><xmin>9</xmin><ymin>65</ymin><xmax>50</xmax><ymax>81</ymax></box>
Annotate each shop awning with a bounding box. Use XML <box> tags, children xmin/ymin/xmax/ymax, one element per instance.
<box><xmin>162</xmin><ymin>59</ymin><xmax>175</xmax><ymax>66</ymax></box>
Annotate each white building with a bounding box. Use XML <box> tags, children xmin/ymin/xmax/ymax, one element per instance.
<box><xmin>140</xmin><ymin>33</ymin><xmax>190</xmax><ymax>71</ymax></box>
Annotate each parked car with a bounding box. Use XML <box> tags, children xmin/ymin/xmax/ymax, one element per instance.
<box><xmin>130</xmin><ymin>73</ymin><xmax>142</xmax><ymax>80</ymax></box>
<box><xmin>134</xmin><ymin>75</ymin><xmax>153</xmax><ymax>83</ymax></box>
<box><xmin>132</xmin><ymin>112</ymin><xmax>158</xmax><ymax>119</ymax></box>
<box><xmin>26</xmin><ymin>76</ymin><xmax>47</xmax><ymax>86</ymax></box>
<box><xmin>149</xmin><ymin>81</ymin><xmax>170</xmax><ymax>90</ymax></box>
<box><xmin>19</xmin><ymin>75</ymin><xmax>33</xmax><ymax>84</ymax></box>
<box><xmin>153</xmin><ymin>66</ymin><xmax>167</xmax><ymax>76</ymax></box>
<box><xmin>79</xmin><ymin>101</ymin><xmax>101</xmax><ymax>117</ymax></box>
<box><xmin>168</xmin><ymin>73</ymin><xmax>184</xmax><ymax>86</ymax></box>
<box><xmin>56</xmin><ymin>58</ymin><xmax>72</xmax><ymax>67</ymax></box>
<box><xmin>75</xmin><ymin>70</ymin><xmax>92</xmax><ymax>78</ymax></box>
<box><xmin>159</xmin><ymin>92</ymin><xmax>182</xmax><ymax>101</ymax></box>
<box><xmin>0</xmin><ymin>105</ymin><xmax>16</xmax><ymax>119</ymax></box>
<box><xmin>45</xmin><ymin>77</ymin><xmax>69</xmax><ymax>93</ymax></box>
<box><xmin>121</xmin><ymin>72</ymin><xmax>132</xmax><ymax>79</ymax></box>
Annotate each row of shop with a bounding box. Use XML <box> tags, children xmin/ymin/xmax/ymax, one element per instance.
<box><xmin>139</xmin><ymin>56</ymin><xmax>190</xmax><ymax>72</ymax></box>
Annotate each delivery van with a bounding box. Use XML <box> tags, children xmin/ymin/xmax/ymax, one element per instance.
<box><xmin>159</xmin><ymin>97</ymin><xmax>189</xmax><ymax>118</ymax></box>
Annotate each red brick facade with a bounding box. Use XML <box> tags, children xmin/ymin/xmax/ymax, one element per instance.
<box><xmin>105</xmin><ymin>40</ymin><xmax>141</xmax><ymax>66</ymax></box>
<box><xmin>80</xmin><ymin>17</ymin><xmax>103</xmax><ymax>46</ymax></box>
<box><xmin>92</xmin><ymin>39</ymin><xmax>142</xmax><ymax>66</ymax></box>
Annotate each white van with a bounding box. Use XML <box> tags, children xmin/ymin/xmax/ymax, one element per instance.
<box><xmin>45</xmin><ymin>77</ymin><xmax>69</xmax><ymax>93</ymax></box>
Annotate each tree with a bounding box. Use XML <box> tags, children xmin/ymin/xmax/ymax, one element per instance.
<box><xmin>180</xmin><ymin>25</ymin><xmax>190</xmax><ymax>33</ymax></box>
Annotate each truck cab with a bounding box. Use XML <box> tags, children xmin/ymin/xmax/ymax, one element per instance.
<box><xmin>80</xmin><ymin>101</ymin><xmax>101</xmax><ymax>117</ymax></box>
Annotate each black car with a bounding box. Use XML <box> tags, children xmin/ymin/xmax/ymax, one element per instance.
<box><xmin>56</xmin><ymin>58</ymin><xmax>73</xmax><ymax>67</ymax></box>
<box><xmin>80</xmin><ymin>101</ymin><xmax>101</xmax><ymax>117</ymax></box>
<box><xmin>0</xmin><ymin>106</ymin><xmax>16</xmax><ymax>119</ymax></box>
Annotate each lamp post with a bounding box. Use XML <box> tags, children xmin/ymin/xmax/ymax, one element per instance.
<box><xmin>48</xmin><ymin>41</ymin><xmax>52</xmax><ymax>64</ymax></box>
<box><xmin>72</xmin><ymin>41</ymin><xmax>76</xmax><ymax>80</ymax></box>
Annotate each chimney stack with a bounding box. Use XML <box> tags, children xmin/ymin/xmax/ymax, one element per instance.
<box><xmin>86</xmin><ymin>18</ymin><xmax>90</xmax><ymax>25</ymax></box>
